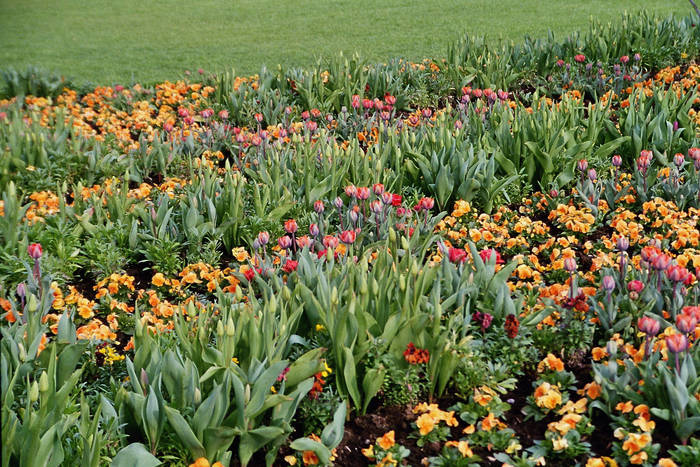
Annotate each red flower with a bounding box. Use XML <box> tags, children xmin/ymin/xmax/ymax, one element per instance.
<box><xmin>339</xmin><ymin>230</ymin><xmax>356</xmax><ymax>244</ymax></box>
<box><xmin>638</xmin><ymin>316</ymin><xmax>660</xmax><ymax>336</ymax></box>
<box><xmin>627</xmin><ymin>280</ymin><xmax>644</xmax><ymax>293</ymax></box>
<box><xmin>448</xmin><ymin>247</ymin><xmax>467</xmax><ymax>264</ymax></box>
<box><xmin>403</xmin><ymin>342</ymin><xmax>430</xmax><ymax>364</ymax></box>
<box><xmin>284</xmin><ymin>219</ymin><xmax>298</xmax><ymax>234</ymax></box>
<box><xmin>391</xmin><ymin>194</ymin><xmax>402</xmax><ymax>207</ymax></box>
<box><xmin>666</xmin><ymin>334</ymin><xmax>688</xmax><ymax>354</ymax></box>
<box><xmin>574</xmin><ymin>54</ymin><xmax>586</xmax><ymax>63</ymax></box>
<box><xmin>28</xmin><ymin>243</ymin><xmax>42</xmax><ymax>260</ymax></box>
<box><xmin>479</xmin><ymin>248</ymin><xmax>504</xmax><ymax>265</ymax></box>
<box><xmin>282</xmin><ymin>260</ymin><xmax>298</xmax><ymax>273</ymax></box>
<box><xmin>244</xmin><ymin>268</ymin><xmax>260</xmax><ymax>282</ymax></box>
<box><xmin>505</xmin><ymin>314</ymin><xmax>519</xmax><ymax>338</ymax></box>
<box><xmin>419</xmin><ymin>197</ymin><xmax>434</xmax><ymax>210</ymax></box>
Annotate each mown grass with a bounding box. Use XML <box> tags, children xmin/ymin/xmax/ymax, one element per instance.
<box><xmin>0</xmin><ymin>0</ymin><xmax>692</xmax><ymax>85</ymax></box>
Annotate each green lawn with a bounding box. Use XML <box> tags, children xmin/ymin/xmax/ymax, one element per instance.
<box><xmin>0</xmin><ymin>0</ymin><xmax>693</xmax><ymax>85</ymax></box>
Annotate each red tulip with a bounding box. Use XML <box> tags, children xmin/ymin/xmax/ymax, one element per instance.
<box><xmin>448</xmin><ymin>247</ymin><xmax>467</xmax><ymax>264</ymax></box>
<box><xmin>666</xmin><ymin>334</ymin><xmax>688</xmax><ymax>354</ymax></box>
<box><xmin>284</xmin><ymin>219</ymin><xmax>298</xmax><ymax>234</ymax></box>
<box><xmin>282</xmin><ymin>260</ymin><xmax>298</xmax><ymax>273</ymax></box>
<box><xmin>28</xmin><ymin>243</ymin><xmax>42</xmax><ymax>260</ymax></box>
<box><xmin>339</xmin><ymin>230</ymin><xmax>356</xmax><ymax>244</ymax></box>
<box><xmin>638</xmin><ymin>316</ymin><xmax>660</xmax><ymax>336</ymax></box>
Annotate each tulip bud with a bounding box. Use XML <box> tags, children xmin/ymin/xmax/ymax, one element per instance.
<box><xmin>27</xmin><ymin>243</ymin><xmax>43</xmax><ymax>260</ymax></box>
<box><xmin>282</xmin><ymin>286</ymin><xmax>291</xmax><ymax>301</ymax></box>
<box><xmin>606</xmin><ymin>340</ymin><xmax>618</xmax><ymax>356</ymax></box>
<box><xmin>388</xmin><ymin>228</ymin><xmax>396</xmax><ymax>243</ymax></box>
<box><xmin>602</xmin><ymin>275</ymin><xmax>615</xmax><ymax>292</ymax></box>
<box><xmin>564</xmin><ymin>257</ymin><xmax>577</xmax><ymax>273</ymax></box>
<box><xmin>27</xmin><ymin>294</ymin><xmax>38</xmax><ymax>313</ymax></box>
<box><xmin>140</xmin><ymin>369</ymin><xmax>149</xmax><ymax>391</ymax></box>
<box><xmin>331</xmin><ymin>287</ymin><xmax>338</xmax><ymax>305</ymax></box>
<box><xmin>29</xmin><ymin>381</ymin><xmax>39</xmax><ymax>402</ymax></box>
<box><xmin>18</xmin><ymin>342</ymin><xmax>26</xmax><ymax>362</ymax></box>
<box><xmin>194</xmin><ymin>388</ymin><xmax>202</xmax><ymax>405</ymax></box>
<box><xmin>399</xmin><ymin>274</ymin><xmax>406</xmax><ymax>291</ymax></box>
<box><xmin>39</xmin><ymin>371</ymin><xmax>48</xmax><ymax>392</ymax></box>
<box><xmin>217</xmin><ymin>320</ymin><xmax>225</xmax><ymax>336</ymax></box>
<box><xmin>616</xmin><ymin>236</ymin><xmax>629</xmax><ymax>252</ymax></box>
<box><xmin>268</xmin><ymin>294</ymin><xmax>277</xmax><ymax>314</ymax></box>
<box><xmin>225</xmin><ymin>317</ymin><xmax>235</xmax><ymax>336</ymax></box>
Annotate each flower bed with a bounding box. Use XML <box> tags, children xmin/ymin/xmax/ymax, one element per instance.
<box><xmin>1</xmin><ymin>12</ymin><xmax>700</xmax><ymax>467</ymax></box>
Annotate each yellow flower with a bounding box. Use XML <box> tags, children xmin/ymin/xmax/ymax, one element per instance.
<box><xmin>506</xmin><ymin>440</ymin><xmax>522</xmax><ymax>454</ymax></box>
<box><xmin>284</xmin><ymin>455</ymin><xmax>298</xmax><ymax>465</ymax></box>
<box><xmin>552</xmin><ymin>437</ymin><xmax>569</xmax><ymax>451</ymax></box>
<box><xmin>361</xmin><ymin>445</ymin><xmax>375</xmax><ymax>459</ymax></box>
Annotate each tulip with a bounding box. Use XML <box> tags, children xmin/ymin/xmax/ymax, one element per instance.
<box><xmin>676</xmin><ymin>314</ymin><xmax>697</xmax><ymax>334</ymax></box>
<box><xmin>314</xmin><ymin>200</ymin><xmax>325</xmax><ymax>213</ymax></box>
<box><xmin>278</xmin><ymin>236</ymin><xmax>292</xmax><ymax>250</ymax></box>
<box><xmin>651</xmin><ymin>254</ymin><xmax>671</xmax><ymax>271</ymax></box>
<box><xmin>339</xmin><ymin>230</ymin><xmax>356</xmax><ymax>244</ymax></box>
<box><xmin>323</xmin><ymin>235</ymin><xmax>339</xmax><ymax>249</ymax></box>
<box><xmin>674</xmin><ymin>153</ymin><xmax>685</xmax><ymax>168</ymax></box>
<box><xmin>616</xmin><ymin>236</ymin><xmax>629</xmax><ymax>252</ymax></box>
<box><xmin>574</xmin><ymin>54</ymin><xmax>586</xmax><ymax>63</ymax></box>
<box><xmin>577</xmin><ymin>159</ymin><xmax>588</xmax><ymax>172</ymax></box>
<box><xmin>281</xmin><ymin>220</ymin><xmax>298</xmax><ymax>236</ymax></box>
<box><xmin>356</xmin><ymin>187</ymin><xmax>370</xmax><ymax>200</ymax></box>
<box><xmin>282</xmin><ymin>260</ymin><xmax>298</xmax><ymax>273</ymax></box>
<box><xmin>448</xmin><ymin>247</ymin><xmax>467</xmax><ymax>264</ymax></box>
<box><xmin>620</xmin><ymin>55</ymin><xmax>630</xmax><ymax>64</ymax></box>
<box><xmin>666</xmin><ymin>333</ymin><xmax>688</xmax><ymax>353</ymax></box>
<box><xmin>602</xmin><ymin>275</ymin><xmax>615</xmax><ymax>292</ymax></box>
<box><xmin>257</xmin><ymin>231</ymin><xmax>270</xmax><ymax>246</ymax></box>
<box><xmin>372</xmin><ymin>183</ymin><xmax>385</xmax><ymax>195</ymax></box>
<box><xmin>28</xmin><ymin>243</ymin><xmax>43</xmax><ymax>260</ymax></box>
<box><xmin>345</xmin><ymin>185</ymin><xmax>357</xmax><ymax>198</ymax></box>
<box><xmin>564</xmin><ymin>257</ymin><xmax>577</xmax><ymax>273</ymax></box>
<box><xmin>666</xmin><ymin>333</ymin><xmax>689</xmax><ymax>375</ymax></box>
<box><xmin>667</xmin><ymin>265</ymin><xmax>689</xmax><ymax>283</ymax></box>
<box><xmin>333</xmin><ymin>197</ymin><xmax>344</xmax><ymax>209</ymax></box>
<box><xmin>309</xmin><ymin>223</ymin><xmax>320</xmax><ymax>237</ymax></box>
<box><xmin>638</xmin><ymin>316</ymin><xmax>660</xmax><ymax>336</ymax></box>
<box><xmin>612</xmin><ymin>155</ymin><xmax>622</xmax><ymax>167</ymax></box>
<box><xmin>419</xmin><ymin>197</ymin><xmax>434</xmax><ymax>210</ymax></box>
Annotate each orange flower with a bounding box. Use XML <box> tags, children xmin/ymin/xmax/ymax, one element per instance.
<box><xmin>189</xmin><ymin>458</ymin><xmax>209</xmax><ymax>467</ymax></box>
<box><xmin>658</xmin><ymin>458</ymin><xmax>677</xmax><ymax>467</ymax></box>
<box><xmin>377</xmin><ymin>430</ymin><xmax>395</xmax><ymax>450</ymax></box>
<box><xmin>302</xmin><ymin>450</ymin><xmax>319</xmax><ymax>465</ymax></box>
<box><xmin>416</xmin><ymin>413</ymin><xmax>435</xmax><ymax>436</ymax></box>
<box><xmin>152</xmin><ymin>272</ymin><xmax>167</xmax><ymax>287</ymax></box>
<box><xmin>445</xmin><ymin>440</ymin><xmax>473</xmax><ymax>457</ymax></box>
<box><xmin>537</xmin><ymin>353</ymin><xmax>565</xmax><ymax>372</ymax></box>
<box><xmin>616</xmin><ymin>401</ymin><xmax>634</xmax><ymax>413</ymax></box>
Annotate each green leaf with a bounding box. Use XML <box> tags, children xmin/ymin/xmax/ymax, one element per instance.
<box><xmin>110</xmin><ymin>443</ymin><xmax>161</xmax><ymax>467</ymax></box>
<box><xmin>238</xmin><ymin>426</ymin><xmax>285</xmax><ymax>466</ymax></box>
<box><xmin>290</xmin><ymin>438</ymin><xmax>332</xmax><ymax>466</ymax></box>
<box><xmin>164</xmin><ymin>406</ymin><xmax>206</xmax><ymax>459</ymax></box>
<box><xmin>321</xmin><ymin>401</ymin><xmax>347</xmax><ymax>449</ymax></box>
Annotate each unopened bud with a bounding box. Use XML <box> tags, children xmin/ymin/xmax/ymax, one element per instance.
<box><xmin>217</xmin><ymin>320</ymin><xmax>224</xmax><ymax>336</ymax></box>
<box><xmin>225</xmin><ymin>317</ymin><xmax>235</xmax><ymax>336</ymax></box>
<box><xmin>39</xmin><ymin>371</ymin><xmax>48</xmax><ymax>392</ymax></box>
<box><xmin>29</xmin><ymin>381</ymin><xmax>39</xmax><ymax>402</ymax></box>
